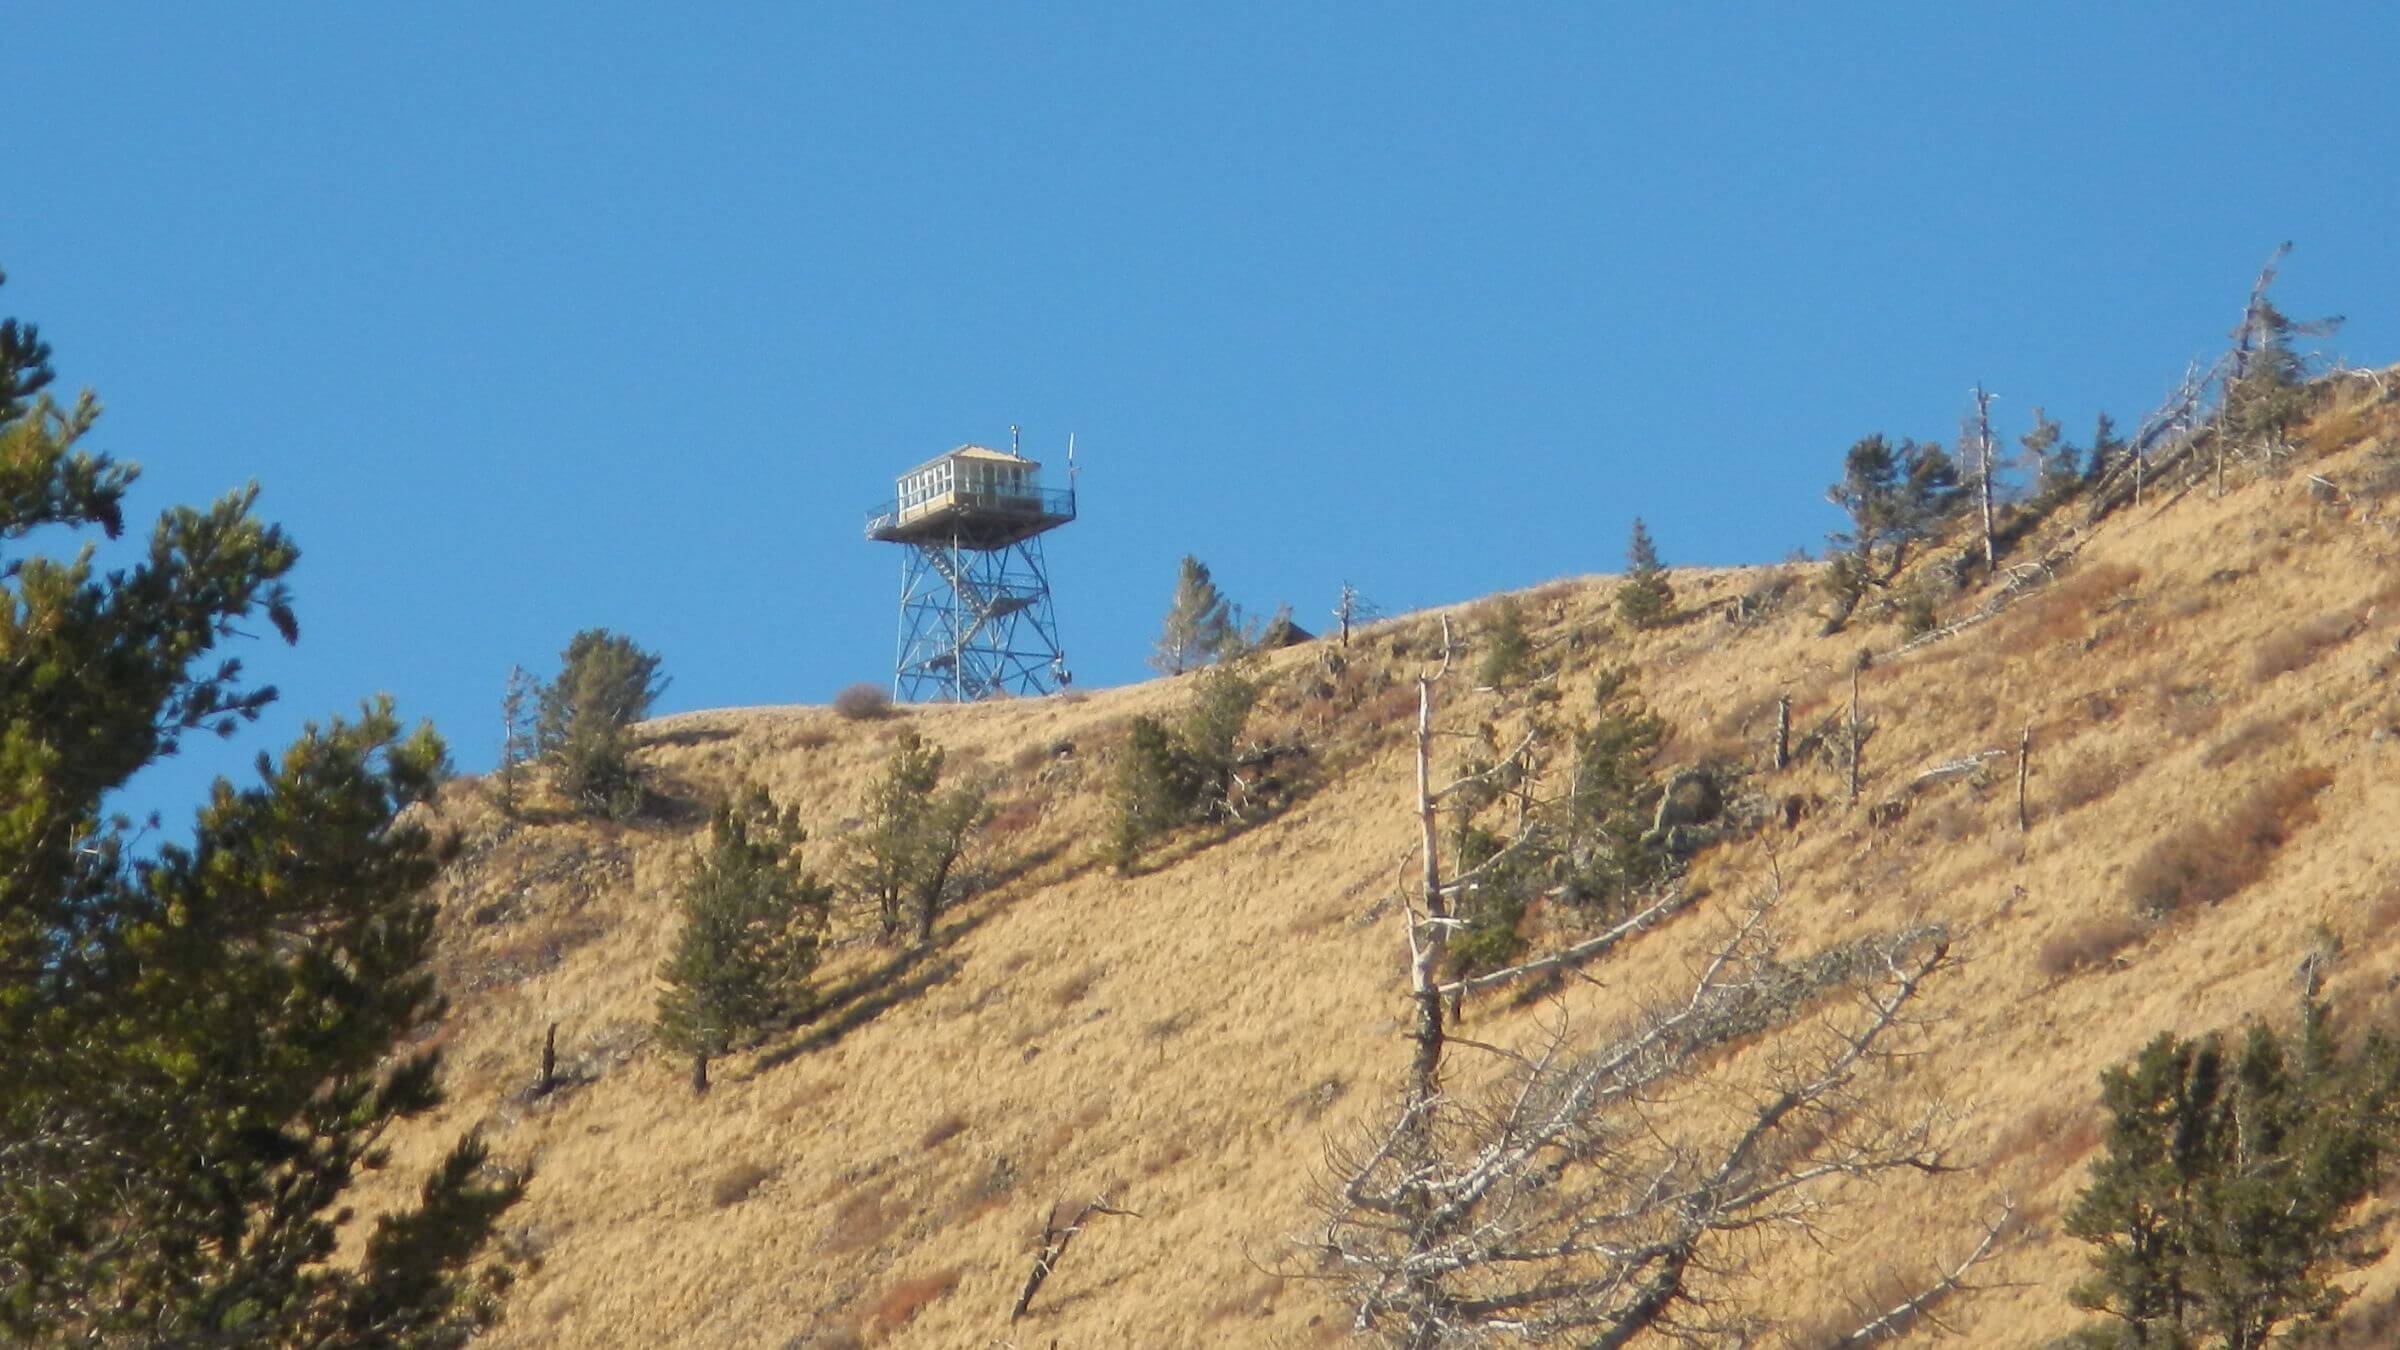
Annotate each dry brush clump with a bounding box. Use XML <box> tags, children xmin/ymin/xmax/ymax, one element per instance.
<box><xmin>2125</xmin><ymin>765</ymin><xmax>2335</xmax><ymax>918</ymax></box>
<box><xmin>919</xmin><ymin>1112</ymin><xmax>970</xmax><ymax>1152</ymax></box>
<box><xmin>2047</xmin><ymin>750</ymin><xmax>2134</xmax><ymax>817</ymax></box>
<box><xmin>2037</xmin><ymin>914</ymin><xmax>2148</xmax><ymax>979</ymax></box>
<box><xmin>833</xmin><ymin>682</ymin><xmax>895</xmax><ymax>720</ymax></box>
<box><xmin>709</xmin><ymin>1160</ymin><xmax>777</xmax><ymax>1208</ymax></box>
<box><xmin>2200</xmin><ymin>712</ymin><xmax>2291</xmax><ymax>769</ymax></box>
<box><xmin>867</xmin><ymin>1267</ymin><xmax>962</xmax><ymax>1335</ymax></box>
<box><xmin>2010</xmin><ymin>561</ymin><xmax>2144</xmax><ymax>649</ymax></box>
<box><xmin>2252</xmin><ymin>610</ymin><xmax>2359</xmax><ymax>682</ymax></box>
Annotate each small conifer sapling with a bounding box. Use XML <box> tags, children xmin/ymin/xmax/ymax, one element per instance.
<box><xmin>656</xmin><ymin>786</ymin><xmax>830</xmax><ymax>1094</ymax></box>
<box><xmin>1616</xmin><ymin>517</ymin><xmax>1674</xmax><ymax>629</ymax></box>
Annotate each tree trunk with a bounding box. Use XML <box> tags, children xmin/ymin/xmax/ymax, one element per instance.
<box><xmin>1975</xmin><ymin>384</ymin><xmax>1998</xmax><ymax>573</ymax></box>
<box><xmin>690</xmin><ymin>1053</ymin><xmax>710</xmax><ymax>1097</ymax></box>
<box><xmin>1408</xmin><ymin>674</ymin><xmax>1449</xmax><ymax>1107</ymax></box>
<box><xmin>2016</xmin><ymin>727</ymin><xmax>2031</xmax><ymax>832</ymax></box>
<box><xmin>538</xmin><ymin>1021</ymin><xmax>558</xmax><ymax>1095</ymax></box>
<box><xmin>1847</xmin><ymin>661</ymin><xmax>1862</xmax><ymax>805</ymax></box>
<box><xmin>1773</xmin><ymin>695</ymin><xmax>1791</xmax><ymax>772</ymax></box>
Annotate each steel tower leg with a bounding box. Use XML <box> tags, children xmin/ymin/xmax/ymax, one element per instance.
<box><xmin>891</xmin><ymin>532</ymin><xmax>1067</xmax><ymax>703</ymax></box>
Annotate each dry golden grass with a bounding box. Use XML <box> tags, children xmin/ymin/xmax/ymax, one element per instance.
<box><xmin>866</xmin><ymin>1266</ymin><xmax>961</xmax><ymax>1336</ymax></box>
<box><xmin>2124</xmin><ymin>764</ymin><xmax>2334</xmax><ymax>917</ymax></box>
<box><xmin>345</xmin><ymin>388</ymin><xmax>2400</xmax><ymax>1347</ymax></box>
<box><xmin>2036</xmin><ymin>913</ymin><xmax>2147</xmax><ymax>978</ymax></box>
<box><xmin>2253</xmin><ymin>610</ymin><xmax>2360</xmax><ymax>681</ymax></box>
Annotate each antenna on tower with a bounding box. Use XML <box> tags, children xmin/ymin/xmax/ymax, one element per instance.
<box><xmin>1010</xmin><ymin>424</ymin><xmax>1020</xmax><ymax>457</ymax></box>
<box><xmin>1066</xmin><ymin>433</ymin><xmax>1077</xmax><ymax>484</ymax></box>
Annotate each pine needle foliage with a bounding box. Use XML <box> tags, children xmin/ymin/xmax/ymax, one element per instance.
<box><xmin>1438</xmin><ymin>666</ymin><xmax>1670</xmax><ymax>978</ymax></box>
<box><xmin>2088</xmin><ymin>413</ymin><xmax>2126</xmax><ymax>484</ymax></box>
<box><xmin>656</xmin><ymin>786</ymin><xmax>830</xmax><ymax>1092</ymax></box>
<box><xmin>2022</xmin><ymin>407</ymin><xmax>2083</xmax><ymax>507</ymax></box>
<box><xmin>1105</xmin><ymin>662</ymin><xmax>1261</xmax><ymax>870</ymax></box>
<box><xmin>536</xmin><ymin>628</ymin><xmax>666</xmax><ymax>818</ymax></box>
<box><xmin>1474</xmin><ymin>597</ymin><xmax>1533</xmax><ymax>689</ymax></box>
<box><xmin>1822</xmin><ymin>433</ymin><xmax>1965</xmax><ymax>633</ymax></box>
<box><xmin>1559</xmin><ymin>666</ymin><xmax>1668</xmax><ymax>913</ymax></box>
<box><xmin>494</xmin><ymin>664</ymin><xmax>537</xmax><ymax>816</ymax></box>
<box><xmin>851</xmin><ymin>729</ymin><xmax>986</xmax><ymax>944</ymax></box>
<box><xmin>2065</xmin><ymin>996</ymin><xmax>2400</xmax><ymax>1348</ymax></box>
<box><xmin>1152</xmin><ymin>555</ymin><xmax>1240</xmax><ymax>675</ymax></box>
<box><xmin>2223</xmin><ymin>274</ymin><xmax>2340</xmax><ymax>461</ymax></box>
<box><xmin>1616</xmin><ymin>517</ymin><xmax>1675</xmax><ymax>629</ymax></box>
<box><xmin>0</xmin><ymin>267</ymin><xmax>523</xmax><ymax>1345</ymax></box>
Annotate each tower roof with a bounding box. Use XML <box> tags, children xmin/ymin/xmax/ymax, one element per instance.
<box><xmin>904</xmin><ymin>443</ymin><xmax>1042</xmax><ymax>476</ymax></box>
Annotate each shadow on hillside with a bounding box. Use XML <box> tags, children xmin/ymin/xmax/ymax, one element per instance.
<box><xmin>748</xmin><ymin>847</ymin><xmax>1068</xmax><ymax>1075</ymax></box>
<box><xmin>976</xmin><ymin>838</ymin><xmax>1077</xmax><ymax>895</ymax></box>
<box><xmin>641</xmin><ymin>725</ymin><xmax>740</xmax><ymax>750</ymax></box>
<box><xmin>1110</xmin><ymin>757</ymin><xmax>1328</xmax><ymax>880</ymax></box>
<box><xmin>753</xmin><ymin>949</ymin><xmax>967</xmax><ymax>1072</ymax></box>
<box><xmin>625</xmin><ymin>771</ymin><xmax>714</xmax><ymax>831</ymax></box>
<box><xmin>1022</xmin><ymin>1268</ymin><xmax>1133</xmax><ymax>1320</ymax></box>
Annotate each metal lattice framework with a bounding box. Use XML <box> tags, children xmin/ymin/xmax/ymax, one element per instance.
<box><xmin>892</xmin><ymin>531</ymin><xmax>1068</xmax><ymax>701</ymax></box>
<box><xmin>867</xmin><ymin>443</ymin><xmax>1074</xmax><ymax>703</ymax></box>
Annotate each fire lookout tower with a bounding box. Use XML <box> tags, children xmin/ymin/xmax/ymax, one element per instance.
<box><xmin>865</xmin><ymin>434</ymin><xmax>1076</xmax><ymax>702</ymax></box>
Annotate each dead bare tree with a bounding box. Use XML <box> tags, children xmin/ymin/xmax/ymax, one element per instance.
<box><xmin>1847</xmin><ymin>653</ymin><xmax>1865</xmax><ymax>806</ymax></box>
<box><xmin>1313</xmin><ymin>649</ymin><xmax>2006</xmax><ymax>1346</ymax></box>
<box><xmin>1334</xmin><ymin>582</ymin><xmax>1383</xmax><ymax>647</ymax></box>
<box><xmin>1010</xmin><ymin>1194</ymin><xmax>1139</xmax><ymax>1321</ymax></box>
<box><xmin>1969</xmin><ymin>384</ymin><xmax>1999</xmax><ymax>572</ymax></box>
<box><xmin>2015</xmin><ymin>728</ymin><xmax>2031</xmax><ymax>834</ymax></box>
<box><xmin>2087</xmin><ymin>246</ymin><xmax>2342</xmax><ymax>520</ymax></box>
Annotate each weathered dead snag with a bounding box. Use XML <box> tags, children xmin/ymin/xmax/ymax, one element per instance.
<box><xmin>1312</xmin><ymin>639</ymin><xmax>2005</xmax><ymax>1345</ymax></box>
<box><xmin>1010</xmin><ymin>1194</ymin><xmax>1140</xmax><ymax>1321</ymax></box>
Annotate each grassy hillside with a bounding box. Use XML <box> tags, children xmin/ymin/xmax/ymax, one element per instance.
<box><xmin>371</xmin><ymin>376</ymin><xmax>2400</xmax><ymax>1347</ymax></box>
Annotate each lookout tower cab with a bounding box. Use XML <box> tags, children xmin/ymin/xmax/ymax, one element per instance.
<box><xmin>868</xmin><ymin>445</ymin><xmax>1074</xmax><ymax>550</ymax></box>
<box><xmin>866</xmin><ymin>442</ymin><xmax>1076</xmax><ymax>703</ymax></box>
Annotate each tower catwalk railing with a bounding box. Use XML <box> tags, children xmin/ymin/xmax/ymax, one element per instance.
<box><xmin>864</xmin><ymin>486</ymin><xmax>1077</xmax><ymax>543</ymax></box>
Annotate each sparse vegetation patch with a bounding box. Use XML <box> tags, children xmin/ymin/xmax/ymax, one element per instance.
<box><xmin>2124</xmin><ymin>765</ymin><xmax>2333</xmax><ymax>917</ymax></box>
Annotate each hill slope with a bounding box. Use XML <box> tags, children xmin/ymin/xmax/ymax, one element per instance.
<box><xmin>377</xmin><ymin>377</ymin><xmax>2400</xmax><ymax>1347</ymax></box>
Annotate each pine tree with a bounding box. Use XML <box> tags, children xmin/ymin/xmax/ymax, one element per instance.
<box><xmin>2223</xmin><ymin>322</ymin><xmax>2314</xmax><ymax>458</ymax></box>
<box><xmin>2087</xmin><ymin>412</ymin><xmax>2125</xmax><ymax>484</ymax></box>
<box><xmin>656</xmin><ymin>785</ymin><xmax>830</xmax><ymax>1093</ymax></box>
<box><xmin>1178</xmin><ymin>660</ymin><xmax>1261</xmax><ymax>816</ymax></box>
<box><xmin>2065</xmin><ymin>996</ymin><xmax>2400</xmax><ymax>1348</ymax></box>
<box><xmin>1616</xmin><ymin>517</ymin><xmax>1675</xmax><ymax>629</ymax></box>
<box><xmin>495</xmin><ymin>664</ymin><xmax>538</xmax><ymax>816</ymax></box>
<box><xmin>1103</xmin><ymin>661</ymin><xmax>1259</xmax><ymax>870</ymax></box>
<box><xmin>2021</xmin><ymin>407</ymin><xmax>2080</xmax><ymax>506</ymax></box>
<box><xmin>1475</xmin><ymin>596</ymin><xmax>1532</xmax><ymax>688</ymax></box>
<box><xmin>1152</xmin><ymin>555</ymin><xmax>1238</xmax><ymax>675</ymax></box>
<box><xmin>536</xmin><ymin>628</ymin><xmax>666</xmax><ymax>817</ymax></box>
<box><xmin>2222</xmin><ymin>257</ymin><xmax>2341</xmax><ymax>462</ymax></box>
<box><xmin>1822</xmin><ymin>434</ymin><xmax>1963</xmax><ymax>633</ymax></box>
<box><xmin>1106</xmin><ymin>716</ymin><xmax>1195</xmax><ymax>871</ymax></box>
<box><xmin>851</xmin><ymin>730</ymin><xmax>986</xmax><ymax>944</ymax></box>
<box><xmin>0</xmin><ymin>268</ymin><xmax>522</xmax><ymax>1343</ymax></box>
<box><xmin>1560</xmin><ymin>666</ymin><xmax>1668</xmax><ymax>914</ymax></box>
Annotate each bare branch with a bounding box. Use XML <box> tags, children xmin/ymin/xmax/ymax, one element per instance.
<box><xmin>1010</xmin><ymin>1194</ymin><xmax>1141</xmax><ymax>1321</ymax></box>
<box><xmin>1826</xmin><ymin>1203</ymin><xmax>2015</xmax><ymax>1346</ymax></box>
<box><xmin>1436</xmin><ymin>886</ymin><xmax>1696</xmax><ymax>1001</ymax></box>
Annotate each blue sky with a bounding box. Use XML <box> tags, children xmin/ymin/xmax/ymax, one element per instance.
<box><xmin>6</xmin><ymin>5</ymin><xmax>2395</xmax><ymax>817</ymax></box>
